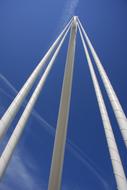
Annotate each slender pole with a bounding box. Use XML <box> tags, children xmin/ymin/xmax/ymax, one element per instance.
<box><xmin>0</xmin><ymin>19</ymin><xmax>72</xmax><ymax>142</ymax></box>
<box><xmin>0</xmin><ymin>26</ymin><xmax>70</xmax><ymax>179</ymax></box>
<box><xmin>78</xmin><ymin>18</ymin><xmax>127</xmax><ymax>149</ymax></box>
<box><xmin>48</xmin><ymin>17</ymin><xmax>77</xmax><ymax>190</ymax></box>
<box><xmin>78</xmin><ymin>24</ymin><xmax>127</xmax><ymax>190</ymax></box>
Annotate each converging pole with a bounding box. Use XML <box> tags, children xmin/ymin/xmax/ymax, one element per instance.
<box><xmin>78</xmin><ymin>18</ymin><xmax>127</xmax><ymax>149</ymax></box>
<box><xmin>48</xmin><ymin>17</ymin><xmax>77</xmax><ymax>190</ymax></box>
<box><xmin>78</xmin><ymin>24</ymin><xmax>127</xmax><ymax>190</ymax></box>
<box><xmin>0</xmin><ymin>26</ymin><xmax>70</xmax><ymax>179</ymax></box>
<box><xmin>0</xmin><ymin>19</ymin><xmax>72</xmax><ymax>142</ymax></box>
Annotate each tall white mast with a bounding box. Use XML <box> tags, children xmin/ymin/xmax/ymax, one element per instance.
<box><xmin>0</xmin><ymin>26</ymin><xmax>70</xmax><ymax>179</ymax></box>
<box><xmin>48</xmin><ymin>16</ymin><xmax>77</xmax><ymax>190</ymax></box>
<box><xmin>78</xmin><ymin>18</ymin><xmax>127</xmax><ymax>149</ymax></box>
<box><xmin>78</xmin><ymin>24</ymin><xmax>127</xmax><ymax>190</ymax></box>
<box><xmin>0</xmin><ymin>19</ymin><xmax>72</xmax><ymax>141</ymax></box>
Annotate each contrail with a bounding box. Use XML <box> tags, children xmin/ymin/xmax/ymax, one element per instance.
<box><xmin>68</xmin><ymin>141</ymin><xmax>111</xmax><ymax>190</ymax></box>
<box><xmin>0</xmin><ymin>73</ymin><xmax>111</xmax><ymax>189</ymax></box>
<box><xmin>0</xmin><ymin>74</ymin><xmax>17</xmax><ymax>95</ymax></box>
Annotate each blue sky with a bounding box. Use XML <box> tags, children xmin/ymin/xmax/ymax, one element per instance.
<box><xmin>0</xmin><ymin>0</ymin><xmax>127</xmax><ymax>189</ymax></box>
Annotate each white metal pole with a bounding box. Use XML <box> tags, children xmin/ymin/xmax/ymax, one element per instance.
<box><xmin>48</xmin><ymin>17</ymin><xmax>77</xmax><ymax>190</ymax></box>
<box><xmin>78</xmin><ymin>18</ymin><xmax>127</xmax><ymax>149</ymax></box>
<box><xmin>0</xmin><ymin>19</ymin><xmax>72</xmax><ymax>141</ymax></box>
<box><xmin>78</xmin><ymin>24</ymin><xmax>127</xmax><ymax>190</ymax></box>
<box><xmin>0</xmin><ymin>26</ymin><xmax>70</xmax><ymax>179</ymax></box>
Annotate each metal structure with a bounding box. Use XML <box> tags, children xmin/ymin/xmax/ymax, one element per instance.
<box><xmin>0</xmin><ymin>16</ymin><xmax>127</xmax><ymax>190</ymax></box>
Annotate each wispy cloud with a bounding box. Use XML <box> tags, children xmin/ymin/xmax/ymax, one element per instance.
<box><xmin>0</xmin><ymin>153</ymin><xmax>42</xmax><ymax>190</ymax></box>
<box><xmin>60</xmin><ymin>0</ymin><xmax>79</xmax><ymax>28</ymax></box>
